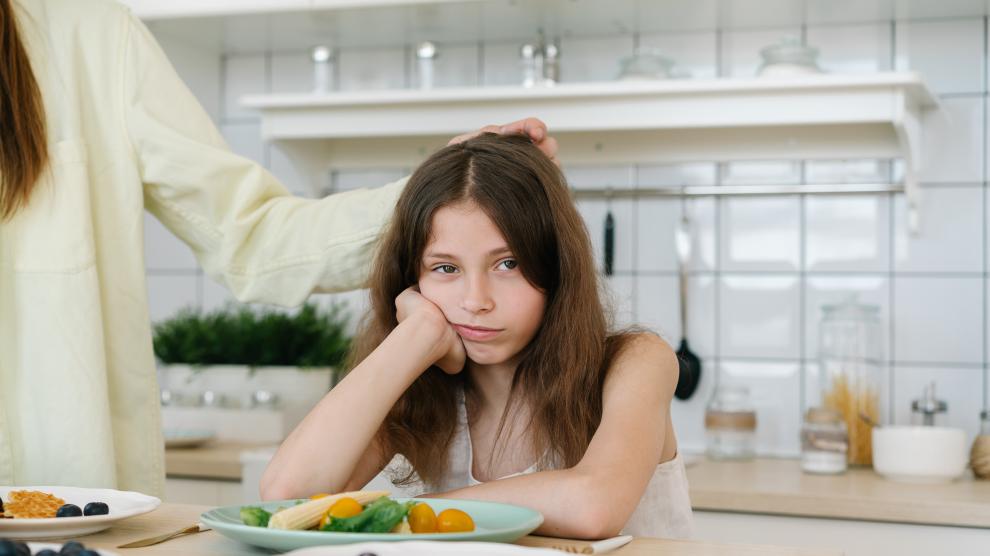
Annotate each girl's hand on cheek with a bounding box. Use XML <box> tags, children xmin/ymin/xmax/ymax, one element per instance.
<box><xmin>395</xmin><ymin>286</ymin><xmax>466</xmax><ymax>375</ymax></box>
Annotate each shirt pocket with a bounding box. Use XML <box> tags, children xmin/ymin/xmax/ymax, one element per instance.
<box><xmin>12</xmin><ymin>139</ymin><xmax>97</xmax><ymax>273</ymax></box>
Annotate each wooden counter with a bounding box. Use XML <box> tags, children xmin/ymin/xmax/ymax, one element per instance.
<box><xmin>57</xmin><ymin>503</ymin><xmax>841</xmax><ymax>555</ymax></box>
<box><xmin>687</xmin><ymin>458</ymin><xmax>990</xmax><ymax>528</ymax></box>
<box><xmin>166</xmin><ymin>446</ymin><xmax>990</xmax><ymax>529</ymax></box>
<box><xmin>165</xmin><ymin>442</ymin><xmax>274</xmax><ymax>481</ymax></box>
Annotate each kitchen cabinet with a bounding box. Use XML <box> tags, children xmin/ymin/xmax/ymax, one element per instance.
<box><xmin>695</xmin><ymin>511</ymin><xmax>990</xmax><ymax>556</ymax></box>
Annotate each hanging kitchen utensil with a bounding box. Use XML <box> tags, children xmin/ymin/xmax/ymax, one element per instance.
<box><xmin>604</xmin><ymin>189</ymin><xmax>615</xmax><ymax>276</ymax></box>
<box><xmin>674</xmin><ymin>196</ymin><xmax>701</xmax><ymax>400</ymax></box>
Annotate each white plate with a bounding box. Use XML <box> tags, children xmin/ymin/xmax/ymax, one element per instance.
<box><xmin>27</xmin><ymin>541</ymin><xmax>119</xmax><ymax>555</ymax></box>
<box><xmin>0</xmin><ymin>486</ymin><xmax>160</xmax><ymax>539</ymax></box>
<box><xmin>163</xmin><ymin>429</ymin><xmax>216</xmax><ymax>449</ymax></box>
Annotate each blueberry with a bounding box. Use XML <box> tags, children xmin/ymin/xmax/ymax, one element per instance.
<box><xmin>77</xmin><ymin>551</ymin><xmax>100</xmax><ymax>556</ymax></box>
<box><xmin>55</xmin><ymin>504</ymin><xmax>82</xmax><ymax>518</ymax></box>
<box><xmin>36</xmin><ymin>550</ymin><xmax>59</xmax><ymax>556</ymax></box>
<box><xmin>82</xmin><ymin>503</ymin><xmax>108</xmax><ymax>517</ymax></box>
<box><xmin>58</xmin><ymin>540</ymin><xmax>86</xmax><ymax>554</ymax></box>
<box><xmin>0</xmin><ymin>540</ymin><xmax>29</xmax><ymax>556</ymax></box>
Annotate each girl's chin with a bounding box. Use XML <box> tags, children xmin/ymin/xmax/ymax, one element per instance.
<box><xmin>464</xmin><ymin>347</ymin><xmax>514</xmax><ymax>367</ymax></box>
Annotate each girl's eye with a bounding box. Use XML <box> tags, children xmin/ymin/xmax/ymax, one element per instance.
<box><xmin>497</xmin><ymin>259</ymin><xmax>518</xmax><ymax>271</ymax></box>
<box><xmin>433</xmin><ymin>264</ymin><xmax>458</xmax><ymax>274</ymax></box>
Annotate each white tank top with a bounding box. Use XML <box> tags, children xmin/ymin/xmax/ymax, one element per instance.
<box><xmin>373</xmin><ymin>392</ymin><xmax>694</xmax><ymax>539</ymax></box>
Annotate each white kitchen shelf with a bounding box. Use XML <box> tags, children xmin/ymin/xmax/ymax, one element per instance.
<box><xmin>242</xmin><ymin>72</ymin><xmax>936</xmax><ymax>230</ymax></box>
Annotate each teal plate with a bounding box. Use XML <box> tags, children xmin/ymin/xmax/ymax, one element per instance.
<box><xmin>200</xmin><ymin>498</ymin><xmax>544</xmax><ymax>552</ymax></box>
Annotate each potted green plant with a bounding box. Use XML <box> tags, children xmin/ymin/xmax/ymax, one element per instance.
<box><xmin>153</xmin><ymin>302</ymin><xmax>352</xmax><ymax>438</ymax></box>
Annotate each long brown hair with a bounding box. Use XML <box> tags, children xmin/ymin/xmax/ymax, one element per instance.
<box><xmin>350</xmin><ymin>133</ymin><xmax>635</xmax><ymax>486</ymax></box>
<box><xmin>0</xmin><ymin>0</ymin><xmax>48</xmax><ymax>220</ymax></box>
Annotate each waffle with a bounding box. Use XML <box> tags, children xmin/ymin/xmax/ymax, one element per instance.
<box><xmin>3</xmin><ymin>490</ymin><xmax>66</xmax><ymax>519</ymax></box>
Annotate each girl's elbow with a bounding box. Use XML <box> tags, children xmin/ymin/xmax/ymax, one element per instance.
<box><xmin>571</xmin><ymin>506</ymin><xmax>625</xmax><ymax>540</ymax></box>
<box><xmin>568</xmin><ymin>474</ymin><xmax>627</xmax><ymax>539</ymax></box>
<box><xmin>259</xmin><ymin>467</ymin><xmax>300</xmax><ymax>501</ymax></box>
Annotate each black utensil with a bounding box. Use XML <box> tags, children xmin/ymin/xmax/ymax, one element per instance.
<box><xmin>604</xmin><ymin>209</ymin><xmax>615</xmax><ymax>276</ymax></box>
<box><xmin>674</xmin><ymin>207</ymin><xmax>701</xmax><ymax>400</ymax></box>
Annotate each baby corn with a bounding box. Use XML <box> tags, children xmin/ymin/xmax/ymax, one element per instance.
<box><xmin>267</xmin><ymin>490</ymin><xmax>389</xmax><ymax>530</ymax></box>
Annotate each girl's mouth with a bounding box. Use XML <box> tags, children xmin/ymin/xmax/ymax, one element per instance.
<box><xmin>452</xmin><ymin>323</ymin><xmax>502</xmax><ymax>342</ymax></box>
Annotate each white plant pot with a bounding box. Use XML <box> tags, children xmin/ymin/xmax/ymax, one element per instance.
<box><xmin>159</xmin><ymin>364</ymin><xmax>337</xmax><ymax>442</ymax></box>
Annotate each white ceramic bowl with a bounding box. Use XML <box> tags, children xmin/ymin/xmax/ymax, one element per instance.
<box><xmin>872</xmin><ymin>426</ymin><xmax>968</xmax><ymax>483</ymax></box>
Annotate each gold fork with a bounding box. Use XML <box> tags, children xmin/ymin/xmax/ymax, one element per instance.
<box><xmin>547</xmin><ymin>535</ymin><xmax>633</xmax><ymax>554</ymax></box>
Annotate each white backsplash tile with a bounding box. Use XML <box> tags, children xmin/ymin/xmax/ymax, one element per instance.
<box><xmin>918</xmin><ymin>97</ymin><xmax>984</xmax><ymax>184</ymax></box>
<box><xmin>559</xmin><ymin>35</ymin><xmax>634</xmax><ymax>83</ymax></box>
<box><xmin>481</xmin><ymin>41</ymin><xmax>523</xmax><ymax>87</ymax></box>
<box><xmin>670</xmin><ymin>358</ymin><xmax>715</xmax><ymax>455</ymax></box>
<box><xmin>804</xmin><ymin>275</ymin><xmax>890</xmax><ymax>360</ymax></box>
<box><xmin>577</xmin><ymin>198</ymin><xmax>636</xmax><ymax>274</ymax></box>
<box><xmin>147</xmin><ymin>274</ymin><xmax>200</xmax><ymax>322</ymax></box>
<box><xmin>637</xmin><ymin>31</ymin><xmax>718</xmax><ymax>79</ymax></box>
<box><xmin>330</xmin><ymin>169</ymin><xmax>407</xmax><ymax>194</ymax></box>
<box><xmin>565</xmin><ymin>165</ymin><xmax>635</xmax><ymax>190</ymax></box>
<box><xmin>721</xmin><ymin>197</ymin><xmax>801</xmax><ymax>271</ymax></box>
<box><xmin>893</xmin><ymin>276</ymin><xmax>983</xmax><ymax>364</ymax></box>
<box><xmin>604</xmin><ymin>275</ymin><xmax>636</xmax><ymax>329</ymax></box>
<box><xmin>154</xmin><ymin>33</ymin><xmax>222</xmax><ymax>121</ymax></box>
<box><xmin>313</xmin><ymin>290</ymin><xmax>371</xmax><ymax>335</ymax></box>
<box><xmin>719</xmin><ymin>28</ymin><xmax>801</xmax><ymax>78</ymax></box>
<box><xmin>635</xmin><ymin>199</ymin><xmax>680</xmax><ymax>272</ymax></box>
<box><xmin>270</xmin><ymin>50</ymin><xmax>316</xmax><ymax>93</ymax></box>
<box><xmin>719</xmin><ymin>360</ymin><xmax>802</xmax><ymax>457</ymax></box>
<box><xmin>636</xmin><ymin>163</ymin><xmax>718</xmax><ymax>187</ymax></box>
<box><xmin>636</xmin><ymin>197</ymin><xmax>717</xmax><ymax>273</ymax></box>
<box><xmin>806</xmin><ymin>23</ymin><xmax>892</xmax><ymax>74</ymax></box>
<box><xmin>220</xmin><ymin>122</ymin><xmax>265</xmax><ymax>165</ymax></box>
<box><xmin>269</xmin><ymin>141</ymin><xmax>312</xmax><ymax>196</ymax></box>
<box><xmin>201</xmin><ymin>274</ymin><xmax>235</xmax><ymax>313</ymax></box>
<box><xmin>894</xmin><ymin>186</ymin><xmax>983</xmax><ymax>273</ymax></box>
<box><xmin>637</xmin><ymin>274</ymin><xmax>716</xmax><ymax>359</ymax></box>
<box><xmin>721</xmin><ymin>161</ymin><xmax>801</xmax><ymax>185</ymax></box>
<box><xmin>338</xmin><ymin>47</ymin><xmax>407</xmax><ymax>91</ymax></box>
<box><xmin>720</xmin><ymin>275</ymin><xmax>802</xmax><ymax>359</ymax></box>
<box><xmin>154</xmin><ymin>10</ymin><xmax>990</xmax><ymax>456</ymax></box>
<box><xmin>410</xmin><ymin>43</ymin><xmax>479</xmax><ymax>88</ymax></box>
<box><xmin>222</xmin><ymin>54</ymin><xmax>266</xmax><ymax>120</ymax></box>
<box><xmin>805</xmin><ymin>194</ymin><xmax>891</xmax><ymax>272</ymax></box>
<box><xmin>805</xmin><ymin>159</ymin><xmax>891</xmax><ymax>184</ymax></box>
<box><xmin>895</xmin><ymin>18</ymin><xmax>985</xmax><ymax>95</ymax></box>
<box><xmin>144</xmin><ymin>213</ymin><xmax>198</xmax><ymax>270</ymax></box>
<box><xmin>893</xmin><ymin>365</ymin><xmax>985</xmax><ymax>443</ymax></box>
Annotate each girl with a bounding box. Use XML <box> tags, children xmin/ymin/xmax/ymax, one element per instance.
<box><xmin>261</xmin><ymin>134</ymin><xmax>692</xmax><ymax>539</ymax></box>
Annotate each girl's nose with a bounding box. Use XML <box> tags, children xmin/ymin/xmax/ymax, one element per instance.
<box><xmin>460</xmin><ymin>275</ymin><xmax>494</xmax><ymax>314</ymax></box>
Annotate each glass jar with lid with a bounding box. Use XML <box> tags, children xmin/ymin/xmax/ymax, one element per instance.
<box><xmin>801</xmin><ymin>407</ymin><xmax>848</xmax><ymax>474</ymax></box>
<box><xmin>705</xmin><ymin>384</ymin><xmax>757</xmax><ymax>460</ymax></box>
<box><xmin>818</xmin><ymin>297</ymin><xmax>884</xmax><ymax>466</ymax></box>
<box><xmin>757</xmin><ymin>36</ymin><xmax>823</xmax><ymax>77</ymax></box>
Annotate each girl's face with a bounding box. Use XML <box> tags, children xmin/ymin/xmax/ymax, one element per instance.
<box><xmin>418</xmin><ymin>200</ymin><xmax>547</xmax><ymax>367</ymax></box>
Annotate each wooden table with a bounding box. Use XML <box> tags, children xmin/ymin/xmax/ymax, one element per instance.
<box><xmin>46</xmin><ymin>503</ymin><xmax>841</xmax><ymax>555</ymax></box>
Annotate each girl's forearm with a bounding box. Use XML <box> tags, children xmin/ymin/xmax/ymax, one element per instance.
<box><xmin>260</xmin><ymin>315</ymin><xmax>444</xmax><ymax>499</ymax></box>
<box><xmin>427</xmin><ymin>468</ymin><xmax>631</xmax><ymax>540</ymax></box>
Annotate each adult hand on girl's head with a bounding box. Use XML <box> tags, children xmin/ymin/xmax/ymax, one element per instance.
<box><xmin>447</xmin><ymin>117</ymin><xmax>559</xmax><ymax>166</ymax></box>
<box><xmin>395</xmin><ymin>286</ymin><xmax>466</xmax><ymax>375</ymax></box>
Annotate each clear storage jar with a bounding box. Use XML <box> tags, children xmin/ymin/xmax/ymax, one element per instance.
<box><xmin>801</xmin><ymin>407</ymin><xmax>848</xmax><ymax>474</ymax></box>
<box><xmin>705</xmin><ymin>385</ymin><xmax>757</xmax><ymax>460</ymax></box>
<box><xmin>818</xmin><ymin>297</ymin><xmax>883</xmax><ymax>466</ymax></box>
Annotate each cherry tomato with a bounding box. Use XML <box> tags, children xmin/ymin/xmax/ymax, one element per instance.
<box><xmin>319</xmin><ymin>497</ymin><xmax>364</xmax><ymax>528</ymax></box>
<box><xmin>436</xmin><ymin>508</ymin><xmax>475</xmax><ymax>533</ymax></box>
<box><xmin>407</xmin><ymin>502</ymin><xmax>437</xmax><ymax>533</ymax></box>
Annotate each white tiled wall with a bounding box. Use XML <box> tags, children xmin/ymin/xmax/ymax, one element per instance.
<box><xmin>145</xmin><ymin>12</ymin><xmax>990</xmax><ymax>457</ymax></box>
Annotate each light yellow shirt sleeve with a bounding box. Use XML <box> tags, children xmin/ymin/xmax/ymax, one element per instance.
<box><xmin>120</xmin><ymin>13</ymin><xmax>404</xmax><ymax>305</ymax></box>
